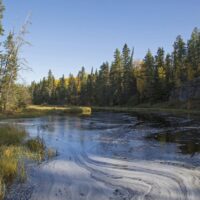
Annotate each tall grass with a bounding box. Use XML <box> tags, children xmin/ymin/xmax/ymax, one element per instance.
<box><xmin>27</xmin><ymin>105</ymin><xmax>92</xmax><ymax>115</ymax></box>
<box><xmin>0</xmin><ymin>125</ymin><xmax>48</xmax><ymax>199</ymax></box>
<box><xmin>26</xmin><ymin>137</ymin><xmax>46</xmax><ymax>161</ymax></box>
<box><xmin>0</xmin><ymin>125</ymin><xmax>26</xmax><ymax>146</ymax></box>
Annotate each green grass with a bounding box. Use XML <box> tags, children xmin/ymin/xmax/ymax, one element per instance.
<box><xmin>0</xmin><ymin>125</ymin><xmax>51</xmax><ymax>199</ymax></box>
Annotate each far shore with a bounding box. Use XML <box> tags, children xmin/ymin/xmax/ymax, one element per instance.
<box><xmin>0</xmin><ymin>104</ymin><xmax>200</xmax><ymax>121</ymax></box>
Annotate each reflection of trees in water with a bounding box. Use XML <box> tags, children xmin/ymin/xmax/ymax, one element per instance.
<box><xmin>152</xmin><ymin>129</ymin><xmax>200</xmax><ymax>155</ymax></box>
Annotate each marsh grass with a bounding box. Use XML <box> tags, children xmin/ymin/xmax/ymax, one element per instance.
<box><xmin>0</xmin><ymin>125</ymin><xmax>26</xmax><ymax>146</ymax></box>
<box><xmin>0</xmin><ymin>125</ymin><xmax>50</xmax><ymax>199</ymax></box>
<box><xmin>0</xmin><ymin>105</ymin><xmax>92</xmax><ymax>120</ymax></box>
<box><xmin>27</xmin><ymin>105</ymin><xmax>92</xmax><ymax>115</ymax></box>
<box><xmin>26</xmin><ymin>137</ymin><xmax>46</xmax><ymax>161</ymax></box>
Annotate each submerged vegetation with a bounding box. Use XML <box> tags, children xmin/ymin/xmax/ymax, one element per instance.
<box><xmin>0</xmin><ymin>125</ymin><xmax>55</xmax><ymax>199</ymax></box>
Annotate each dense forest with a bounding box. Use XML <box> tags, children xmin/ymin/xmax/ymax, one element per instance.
<box><xmin>31</xmin><ymin>28</ymin><xmax>200</xmax><ymax>106</ymax></box>
<box><xmin>0</xmin><ymin>0</ymin><xmax>200</xmax><ymax>110</ymax></box>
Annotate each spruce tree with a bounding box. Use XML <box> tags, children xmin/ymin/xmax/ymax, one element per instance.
<box><xmin>173</xmin><ymin>35</ymin><xmax>187</xmax><ymax>87</ymax></box>
<box><xmin>110</xmin><ymin>49</ymin><xmax>123</xmax><ymax>105</ymax></box>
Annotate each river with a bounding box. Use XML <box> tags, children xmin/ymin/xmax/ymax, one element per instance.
<box><xmin>4</xmin><ymin>112</ymin><xmax>200</xmax><ymax>200</ymax></box>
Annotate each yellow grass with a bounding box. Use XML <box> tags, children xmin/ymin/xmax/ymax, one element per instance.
<box><xmin>27</xmin><ymin>105</ymin><xmax>91</xmax><ymax>114</ymax></box>
<box><xmin>0</xmin><ymin>125</ymin><xmax>51</xmax><ymax>199</ymax></box>
<box><xmin>0</xmin><ymin>105</ymin><xmax>92</xmax><ymax>120</ymax></box>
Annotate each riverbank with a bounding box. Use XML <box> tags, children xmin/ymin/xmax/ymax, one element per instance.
<box><xmin>0</xmin><ymin>105</ymin><xmax>92</xmax><ymax>120</ymax></box>
<box><xmin>93</xmin><ymin>106</ymin><xmax>200</xmax><ymax>116</ymax></box>
<box><xmin>1</xmin><ymin>104</ymin><xmax>199</xmax><ymax>121</ymax></box>
<box><xmin>0</xmin><ymin>125</ymin><xmax>50</xmax><ymax>200</ymax></box>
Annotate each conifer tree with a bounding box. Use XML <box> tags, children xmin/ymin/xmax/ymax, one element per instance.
<box><xmin>142</xmin><ymin>49</ymin><xmax>155</xmax><ymax>102</ymax></box>
<box><xmin>173</xmin><ymin>35</ymin><xmax>187</xmax><ymax>87</ymax></box>
<box><xmin>187</xmin><ymin>28</ymin><xmax>200</xmax><ymax>79</ymax></box>
<box><xmin>122</xmin><ymin>44</ymin><xmax>135</xmax><ymax>104</ymax></box>
<box><xmin>56</xmin><ymin>75</ymin><xmax>67</xmax><ymax>105</ymax></box>
<box><xmin>95</xmin><ymin>62</ymin><xmax>110</xmax><ymax>105</ymax></box>
<box><xmin>110</xmin><ymin>49</ymin><xmax>123</xmax><ymax>105</ymax></box>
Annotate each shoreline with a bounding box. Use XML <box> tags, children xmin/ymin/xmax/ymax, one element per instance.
<box><xmin>0</xmin><ymin>105</ymin><xmax>92</xmax><ymax>120</ymax></box>
<box><xmin>92</xmin><ymin>106</ymin><xmax>200</xmax><ymax>117</ymax></box>
<box><xmin>1</xmin><ymin>105</ymin><xmax>200</xmax><ymax>122</ymax></box>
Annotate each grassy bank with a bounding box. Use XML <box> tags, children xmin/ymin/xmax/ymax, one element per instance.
<box><xmin>0</xmin><ymin>105</ymin><xmax>92</xmax><ymax>120</ymax></box>
<box><xmin>93</xmin><ymin>106</ymin><xmax>200</xmax><ymax>116</ymax></box>
<box><xmin>0</xmin><ymin>125</ymin><xmax>54</xmax><ymax>199</ymax></box>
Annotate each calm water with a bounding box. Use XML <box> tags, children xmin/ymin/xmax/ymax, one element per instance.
<box><xmin>4</xmin><ymin>112</ymin><xmax>200</xmax><ymax>166</ymax></box>
<box><xmin>3</xmin><ymin>112</ymin><xmax>200</xmax><ymax>200</ymax></box>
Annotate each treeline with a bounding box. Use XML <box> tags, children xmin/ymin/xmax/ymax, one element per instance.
<box><xmin>31</xmin><ymin>28</ymin><xmax>200</xmax><ymax>106</ymax></box>
<box><xmin>0</xmin><ymin>1</ymin><xmax>31</xmax><ymax>112</ymax></box>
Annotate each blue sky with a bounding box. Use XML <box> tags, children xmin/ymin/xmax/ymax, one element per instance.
<box><xmin>3</xmin><ymin>0</ymin><xmax>200</xmax><ymax>83</ymax></box>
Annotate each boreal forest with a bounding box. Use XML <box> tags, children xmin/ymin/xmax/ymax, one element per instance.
<box><xmin>31</xmin><ymin>28</ymin><xmax>200</xmax><ymax>107</ymax></box>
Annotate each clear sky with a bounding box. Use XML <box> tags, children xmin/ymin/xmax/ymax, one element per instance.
<box><xmin>3</xmin><ymin>0</ymin><xmax>200</xmax><ymax>83</ymax></box>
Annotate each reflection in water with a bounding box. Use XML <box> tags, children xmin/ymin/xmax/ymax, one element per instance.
<box><xmin>2</xmin><ymin>112</ymin><xmax>200</xmax><ymax>200</ymax></box>
<box><xmin>149</xmin><ymin>129</ymin><xmax>200</xmax><ymax>155</ymax></box>
<box><xmin>2</xmin><ymin>112</ymin><xmax>200</xmax><ymax>166</ymax></box>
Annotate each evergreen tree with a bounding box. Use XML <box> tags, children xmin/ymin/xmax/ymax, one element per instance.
<box><xmin>187</xmin><ymin>28</ymin><xmax>200</xmax><ymax>79</ymax></box>
<box><xmin>56</xmin><ymin>75</ymin><xmax>67</xmax><ymax>105</ymax></box>
<box><xmin>164</xmin><ymin>53</ymin><xmax>173</xmax><ymax>97</ymax></box>
<box><xmin>141</xmin><ymin>49</ymin><xmax>155</xmax><ymax>102</ymax></box>
<box><xmin>78</xmin><ymin>67</ymin><xmax>87</xmax><ymax>105</ymax></box>
<box><xmin>110</xmin><ymin>49</ymin><xmax>123</xmax><ymax>105</ymax></box>
<box><xmin>0</xmin><ymin>32</ymin><xmax>18</xmax><ymax>111</ymax></box>
<box><xmin>95</xmin><ymin>62</ymin><xmax>110</xmax><ymax>105</ymax></box>
<box><xmin>85</xmin><ymin>68</ymin><xmax>96</xmax><ymax>105</ymax></box>
<box><xmin>173</xmin><ymin>35</ymin><xmax>187</xmax><ymax>87</ymax></box>
<box><xmin>67</xmin><ymin>74</ymin><xmax>78</xmax><ymax>105</ymax></box>
<box><xmin>122</xmin><ymin>44</ymin><xmax>136</xmax><ymax>104</ymax></box>
<box><xmin>30</xmin><ymin>28</ymin><xmax>200</xmax><ymax>107</ymax></box>
<box><xmin>46</xmin><ymin>70</ymin><xmax>56</xmax><ymax>104</ymax></box>
<box><xmin>154</xmin><ymin>47</ymin><xmax>166</xmax><ymax>101</ymax></box>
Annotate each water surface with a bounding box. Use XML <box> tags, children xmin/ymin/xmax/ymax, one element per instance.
<box><xmin>4</xmin><ymin>112</ymin><xmax>200</xmax><ymax>200</ymax></box>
